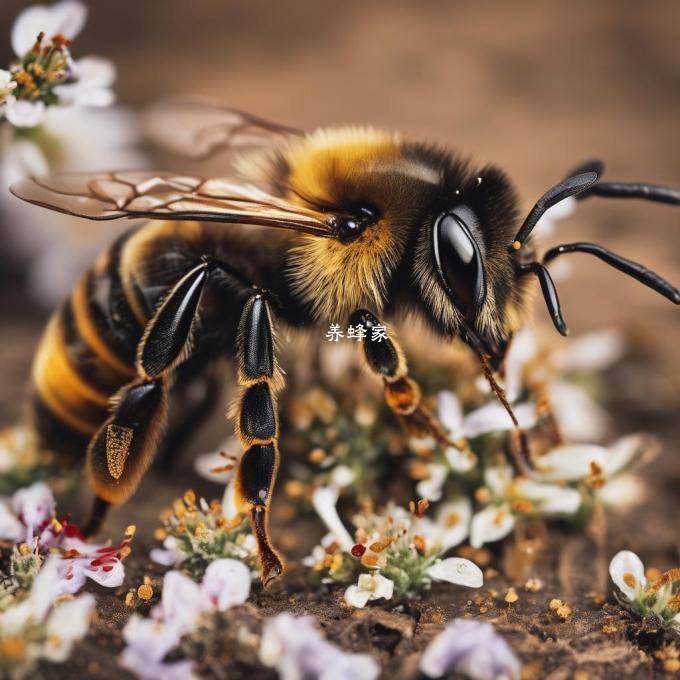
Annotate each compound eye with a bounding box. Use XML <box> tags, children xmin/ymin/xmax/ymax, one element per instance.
<box><xmin>432</xmin><ymin>206</ymin><xmax>486</xmax><ymax>318</ymax></box>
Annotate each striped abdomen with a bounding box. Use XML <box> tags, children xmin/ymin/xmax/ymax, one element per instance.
<box><xmin>31</xmin><ymin>228</ymin><xmax>148</xmax><ymax>458</ymax></box>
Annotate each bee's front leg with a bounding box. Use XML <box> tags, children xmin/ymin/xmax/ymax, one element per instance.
<box><xmin>231</xmin><ymin>293</ymin><xmax>284</xmax><ymax>587</ymax></box>
<box><xmin>350</xmin><ymin>310</ymin><xmax>461</xmax><ymax>451</ymax></box>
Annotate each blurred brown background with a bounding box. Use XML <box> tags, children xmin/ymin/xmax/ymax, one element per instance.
<box><xmin>0</xmin><ymin>0</ymin><xmax>678</xmax><ymax>427</ymax></box>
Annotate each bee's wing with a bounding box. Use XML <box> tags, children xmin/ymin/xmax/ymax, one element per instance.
<box><xmin>10</xmin><ymin>171</ymin><xmax>334</xmax><ymax>237</ymax></box>
<box><xmin>143</xmin><ymin>99</ymin><xmax>303</xmax><ymax>160</ymax></box>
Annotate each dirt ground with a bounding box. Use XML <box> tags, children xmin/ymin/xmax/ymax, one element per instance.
<box><xmin>0</xmin><ymin>1</ymin><xmax>678</xmax><ymax>678</ymax></box>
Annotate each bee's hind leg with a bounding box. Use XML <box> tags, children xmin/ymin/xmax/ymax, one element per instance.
<box><xmin>83</xmin><ymin>262</ymin><xmax>211</xmax><ymax>535</ymax></box>
<box><xmin>231</xmin><ymin>293</ymin><xmax>284</xmax><ymax>587</ymax></box>
<box><xmin>351</xmin><ymin>310</ymin><xmax>463</xmax><ymax>452</ymax></box>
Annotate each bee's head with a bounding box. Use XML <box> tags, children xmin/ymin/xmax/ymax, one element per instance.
<box><xmin>411</xmin><ymin>150</ymin><xmax>527</xmax><ymax>363</ymax></box>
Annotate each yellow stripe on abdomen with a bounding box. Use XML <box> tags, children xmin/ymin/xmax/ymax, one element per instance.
<box><xmin>32</xmin><ymin>314</ymin><xmax>110</xmax><ymax>436</ymax></box>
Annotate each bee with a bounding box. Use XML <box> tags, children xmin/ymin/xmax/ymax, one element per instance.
<box><xmin>10</xmin><ymin>100</ymin><xmax>680</xmax><ymax>586</ymax></box>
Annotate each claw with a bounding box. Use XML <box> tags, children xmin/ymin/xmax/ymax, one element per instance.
<box><xmin>252</xmin><ymin>505</ymin><xmax>284</xmax><ymax>587</ymax></box>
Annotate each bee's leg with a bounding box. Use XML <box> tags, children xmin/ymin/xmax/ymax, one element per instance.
<box><xmin>232</xmin><ymin>293</ymin><xmax>284</xmax><ymax>587</ymax></box>
<box><xmin>350</xmin><ymin>310</ymin><xmax>460</xmax><ymax>450</ymax></box>
<box><xmin>84</xmin><ymin>262</ymin><xmax>210</xmax><ymax>535</ymax></box>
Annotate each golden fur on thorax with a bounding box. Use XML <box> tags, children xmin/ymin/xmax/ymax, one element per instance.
<box><xmin>264</xmin><ymin>127</ymin><xmax>439</xmax><ymax>322</ymax></box>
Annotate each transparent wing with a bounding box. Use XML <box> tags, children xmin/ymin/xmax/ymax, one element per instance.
<box><xmin>143</xmin><ymin>99</ymin><xmax>303</xmax><ymax>160</ymax></box>
<box><xmin>10</xmin><ymin>171</ymin><xmax>333</xmax><ymax>237</ymax></box>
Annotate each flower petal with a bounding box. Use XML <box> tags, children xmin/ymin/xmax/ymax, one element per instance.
<box><xmin>462</xmin><ymin>401</ymin><xmax>535</xmax><ymax>439</ymax></box>
<box><xmin>470</xmin><ymin>504</ymin><xmax>515</xmax><ymax>548</ymax></box>
<box><xmin>87</xmin><ymin>559</ymin><xmax>125</xmax><ymax>589</ymax></box>
<box><xmin>503</xmin><ymin>328</ymin><xmax>538</xmax><ymax>403</ymax></box>
<box><xmin>416</xmin><ymin>463</ymin><xmax>448</xmax><ymax>502</ymax></box>
<box><xmin>11</xmin><ymin>1</ymin><xmax>87</xmax><ymax>57</ymax></box>
<box><xmin>159</xmin><ymin>570</ymin><xmax>205</xmax><ymax>625</ymax></box>
<box><xmin>344</xmin><ymin>584</ymin><xmax>371</xmax><ymax>609</ymax></box>
<box><xmin>535</xmin><ymin>443</ymin><xmax>607</xmax><ymax>481</ymax></box>
<box><xmin>12</xmin><ymin>480</ymin><xmax>55</xmax><ymax>531</ymax></box>
<box><xmin>0</xmin><ymin>500</ymin><xmax>23</xmax><ymax>541</ymax></box>
<box><xmin>554</xmin><ymin>329</ymin><xmax>625</xmax><ymax>374</ymax></box>
<box><xmin>12</xmin><ymin>5</ymin><xmax>52</xmax><ymax>56</ymax></box>
<box><xmin>444</xmin><ymin>446</ymin><xmax>476</xmax><ymax>472</ymax></box>
<box><xmin>484</xmin><ymin>465</ymin><xmax>513</xmax><ymax>497</ymax></box>
<box><xmin>597</xmin><ymin>474</ymin><xmax>645</xmax><ymax>508</ymax></box>
<box><xmin>549</xmin><ymin>381</ymin><xmax>610</xmax><ymax>442</ymax></box>
<box><xmin>5</xmin><ymin>96</ymin><xmax>46</xmax><ymax>127</ymax></box>
<box><xmin>515</xmin><ymin>480</ymin><xmax>582</xmax><ymax>515</ymax></box>
<box><xmin>44</xmin><ymin>593</ymin><xmax>95</xmax><ymax>662</ymax></box>
<box><xmin>603</xmin><ymin>434</ymin><xmax>652</xmax><ymax>477</ymax></box>
<box><xmin>201</xmin><ymin>559</ymin><xmax>251</xmax><ymax>610</ymax></box>
<box><xmin>609</xmin><ymin>550</ymin><xmax>646</xmax><ymax>601</ymax></box>
<box><xmin>426</xmin><ymin>557</ymin><xmax>483</xmax><ymax>588</ymax></box>
<box><xmin>121</xmin><ymin>614</ymin><xmax>185</xmax><ymax>667</ymax></box>
<box><xmin>437</xmin><ymin>390</ymin><xmax>463</xmax><ymax>436</ymax></box>
<box><xmin>428</xmin><ymin>497</ymin><xmax>472</xmax><ymax>551</ymax></box>
<box><xmin>311</xmin><ymin>486</ymin><xmax>354</xmax><ymax>551</ymax></box>
<box><xmin>420</xmin><ymin>619</ymin><xmax>520</xmax><ymax>680</ymax></box>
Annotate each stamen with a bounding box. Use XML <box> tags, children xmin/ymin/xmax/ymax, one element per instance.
<box><xmin>31</xmin><ymin>32</ymin><xmax>45</xmax><ymax>53</ymax></box>
<box><xmin>622</xmin><ymin>572</ymin><xmax>637</xmax><ymax>589</ymax></box>
<box><xmin>648</xmin><ymin>567</ymin><xmax>680</xmax><ymax>593</ymax></box>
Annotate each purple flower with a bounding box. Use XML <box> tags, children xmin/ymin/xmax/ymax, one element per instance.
<box><xmin>260</xmin><ymin>613</ymin><xmax>379</xmax><ymax>680</ymax></box>
<box><xmin>420</xmin><ymin>619</ymin><xmax>520</xmax><ymax>680</ymax></box>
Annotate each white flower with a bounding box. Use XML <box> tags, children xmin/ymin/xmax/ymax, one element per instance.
<box><xmin>420</xmin><ymin>618</ymin><xmax>520</xmax><ymax>680</ymax></box>
<box><xmin>553</xmin><ymin>329</ymin><xmax>625</xmax><ymax>374</ymax></box>
<box><xmin>416</xmin><ymin>463</ymin><xmax>449</xmax><ymax>502</ymax></box>
<box><xmin>11</xmin><ymin>1</ymin><xmax>87</xmax><ymax>57</ymax></box>
<box><xmin>260</xmin><ymin>613</ymin><xmax>379</xmax><ymax>680</ymax></box>
<box><xmin>1</xmin><ymin>105</ymin><xmax>144</xmax><ymax>306</ymax></box>
<box><xmin>329</xmin><ymin>463</ymin><xmax>355</xmax><ymax>488</ymax></box>
<box><xmin>426</xmin><ymin>558</ymin><xmax>483</xmax><ymax>588</ymax></box>
<box><xmin>150</xmin><ymin>535</ymin><xmax>184</xmax><ymax>567</ymax></box>
<box><xmin>57</xmin><ymin>536</ymin><xmax>128</xmax><ymax>593</ymax></box>
<box><xmin>311</xmin><ymin>485</ymin><xmax>354</xmax><ymax>551</ymax></box>
<box><xmin>0</xmin><ymin>69</ymin><xmax>16</xmax><ymax>113</ymax></box>
<box><xmin>200</xmin><ymin>559</ymin><xmax>250</xmax><ymax>611</ymax></box>
<box><xmin>0</xmin><ymin>480</ymin><xmax>55</xmax><ymax>543</ymax></box>
<box><xmin>43</xmin><ymin>593</ymin><xmax>95</xmax><ymax>662</ymax></box>
<box><xmin>302</xmin><ymin>532</ymin><xmax>338</xmax><ymax>569</ymax></box>
<box><xmin>0</xmin><ymin>555</ymin><xmax>61</xmax><ymax>635</ymax></box>
<box><xmin>5</xmin><ymin>96</ymin><xmax>46</xmax><ymax>127</ymax></box>
<box><xmin>609</xmin><ymin>550</ymin><xmax>646</xmax><ymax>602</ymax></box>
<box><xmin>535</xmin><ymin>434</ymin><xmax>656</xmax><ymax>507</ymax></box>
<box><xmin>54</xmin><ymin>55</ymin><xmax>115</xmax><ymax>107</ymax></box>
<box><xmin>470</xmin><ymin>503</ymin><xmax>516</xmax><ymax>549</ymax></box>
<box><xmin>547</xmin><ymin>380</ymin><xmax>611</xmax><ymax>442</ymax></box>
<box><xmin>344</xmin><ymin>572</ymin><xmax>394</xmax><ymax>608</ymax></box>
<box><xmin>121</xmin><ymin>559</ymin><xmax>251</xmax><ymax>679</ymax></box>
<box><xmin>422</xmin><ymin>390</ymin><xmax>537</xmax><ymax>501</ymax></box>
<box><xmin>155</xmin><ymin>570</ymin><xmax>205</xmax><ymax>627</ymax></box>
<box><xmin>608</xmin><ymin>550</ymin><xmax>680</xmax><ymax>631</ymax></box>
<box><xmin>0</xmin><ymin>498</ymin><xmax>23</xmax><ymax>541</ymax></box>
<box><xmin>193</xmin><ymin>440</ymin><xmax>239</xmax><ymax>483</ymax></box>
<box><xmin>438</xmin><ymin>390</ymin><xmax>536</xmax><ymax>443</ymax></box>
<box><xmin>470</xmin><ymin>465</ymin><xmax>582</xmax><ymax>548</ymax></box>
<box><xmin>414</xmin><ymin>498</ymin><xmax>471</xmax><ymax>552</ymax></box>
<box><xmin>121</xmin><ymin>614</ymin><xmax>195</xmax><ymax>680</ymax></box>
<box><xmin>0</xmin><ymin>556</ymin><xmax>95</xmax><ymax>665</ymax></box>
<box><xmin>12</xmin><ymin>481</ymin><xmax>55</xmax><ymax>536</ymax></box>
<box><xmin>502</xmin><ymin>328</ymin><xmax>539</xmax><ymax>403</ymax></box>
